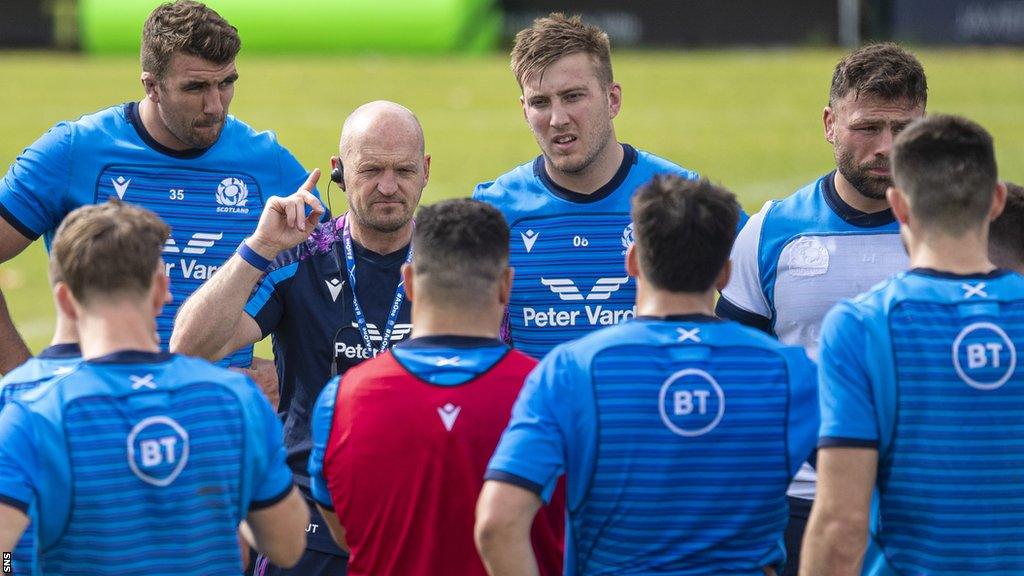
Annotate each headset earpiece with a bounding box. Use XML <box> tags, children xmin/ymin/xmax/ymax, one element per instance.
<box><xmin>330</xmin><ymin>161</ymin><xmax>346</xmax><ymax>191</ymax></box>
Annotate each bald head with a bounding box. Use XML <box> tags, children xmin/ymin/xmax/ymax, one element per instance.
<box><xmin>339</xmin><ymin>100</ymin><xmax>424</xmax><ymax>159</ymax></box>
<box><xmin>335</xmin><ymin>100</ymin><xmax>430</xmax><ymax>236</ymax></box>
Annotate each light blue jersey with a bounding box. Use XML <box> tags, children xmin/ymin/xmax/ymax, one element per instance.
<box><xmin>487</xmin><ymin>316</ymin><xmax>818</xmax><ymax>575</ymax></box>
<box><xmin>474</xmin><ymin>145</ymin><xmax>727</xmax><ymax>359</ymax></box>
<box><xmin>0</xmin><ymin>103</ymin><xmax>316</xmax><ymax>366</ymax></box>
<box><xmin>719</xmin><ymin>171</ymin><xmax>907</xmax><ymax>359</ymax></box>
<box><xmin>819</xmin><ymin>269</ymin><xmax>1024</xmax><ymax>575</ymax></box>
<box><xmin>0</xmin><ymin>351</ymin><xmax>293</xmax><ymax>575</ymax></box>
<box><xmin>0</xmin><ymin>344</ymin><xmax>81</xmax><ymax>576</ymax></box>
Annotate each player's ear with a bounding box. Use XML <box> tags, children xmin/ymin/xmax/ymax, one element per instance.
<box><xmin>499</xmin><ymin>266</ymin><xmax>514</xmax><ymax>307</ymax></box>
<box><xmin>401</xmin><ymin>263</ymin><xmax>415</xmax><ymax>302</ymax></box>
<box><xmin>422</xmin><ymin>154</ymin><xmax>431</xmax><ymax>185</ymax></box>
<box><xmin>54</xmin><ymin>282</ymin><xmax>79</xmax><ymax>323</ymax></box>
<box><xmin>607</xmin><ymin>82</ymin><xmax>622</xmax><ymax>119</ymax></box>
<box><xmin>150</xmin><ymin>268</ymin><xmax>171</xmax><ymax>315</ymax></box>
<box><xmin>520</xmin><ymin>95</ymin><xmax>528</xmax><ymax>122</ymax></box>
<box><xmin>887</xmin><ymin>186</ymin><xmax>911</xmax><ymax>225</ymax></box>
<box><xmin>625</xmin><ymin>244</ymin><xmax>640</xmax><ymax>278</ymax></box>
<box><xmin>141</xmin><ymin>72</ymin><xmax>159</xmax><ymax>102</ymax></box>
<box><xmin>989</xmin><ymin>181</ymin><xmax>1008</xmax><ymax>222</ymax></box>
<box><xmin>716</xmin><ymin>260</ymin><xmax>732</xmax><ymax>293</ymax></box>
<box><xmin>823</xmin><ymin>106</ymin><xmax>836</xmax><ymax>144</ymax></box>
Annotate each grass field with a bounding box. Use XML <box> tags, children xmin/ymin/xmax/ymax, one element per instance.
<box><xmin>1</xmin><ymin>48</ymin><xmax>1022</xmax><ymax>355</ymax></box>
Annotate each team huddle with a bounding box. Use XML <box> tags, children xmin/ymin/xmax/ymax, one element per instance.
<box><xmin>0</xmin><ymin>2</ymin><xmax>1021</xmax><ymax>576</ymax></box>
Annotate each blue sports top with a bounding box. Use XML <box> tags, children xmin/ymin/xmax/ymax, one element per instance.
<box><xmin>0</xmin><ymin>343</ymin><xmax>81</xmax><ymax>576</ymax></box>
<box><xmin>474</xmin><ymin>145</ymin><xmax>744</xmax><ymax>359</ymax></box>
<box><xmin>487</xmin><ymin>316</ymin><xmax>818</xmax><ymax>575</ymax></box>
<box><xmin>0</xmin><ymin>351</ymin><xmax>293</xmax><ymax>576</ymax></box>
<box><xmin>819</xmin><ymin>269</ymin><xmax>1024</xmax><ymax>575</ymax></box>
<box><xmin>0</xmin><ymin>103</ymin><xmax>316</xmax><ymax>366</ymax></box>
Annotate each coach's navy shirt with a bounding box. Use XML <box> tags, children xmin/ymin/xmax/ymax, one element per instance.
<box><xmin>245</xmin><ymin>214</ymin><xmax>412</xmax><ymax>492</ymax></box>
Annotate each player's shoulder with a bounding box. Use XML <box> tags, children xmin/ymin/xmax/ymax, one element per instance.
<box><xmin>761</xmin><ymin>173</ymin><xmax>832</xmax><ymax>227</ymax></box>
<box><xmin>472</xmin><ymin>158</ymin><xmax>541</xmax><ymax>209</ymax></box>
<box><xmin>217</xmin><ymin>114</ymin><xmax>287</xmax><ymax>152</ymax></box>
<box><xmin>631</xmin><ymin>147</ymin><xmax>699</xmax><ymax>180</ymax></box>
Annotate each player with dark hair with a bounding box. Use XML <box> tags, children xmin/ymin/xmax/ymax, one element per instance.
<box><xmin>0</xmin><ymin>1</ymin><xmax>320</xmax><ymax>399</ymax></box>
<box><xmin>477</xmin><ymin>175</ymin><xmax>817</xmax><ymax>575</ymax></box>
<box><xmin>473</xmin><ymin>13</ymin><xmax>740</xmax><ymax>359</ymax></box>
<box><xmin>0</xmin><ymin>201</ymin><xmax>308</xmax><ymax>575</ymax></box>
<box><xmin>173</xmin><ymin>100</ymin><xmax>427</xmax><ymax>575</ymax></box>
<box><xmin>989</xmin><ymin>182</ymin><xmax>1023</xmax><ymax>273</ymax></box>
<box><xmin>717</xmin><ymin>43</ymin><xmax>927</xmax><ymax>572</ymax></box>
<box><xmin>803</xmin><ymin>115</ymin><xmax>1023</xmax><ymax>575</ymax></box>
<box><xmin>0</xmin><ymin>263</ymin><xmax>80</xmax><ymax>575</ymax></box>
<box><xmin>307</xmin><ymin>199</ymin><xmax>563</xmax><ymax>576</ymax></box>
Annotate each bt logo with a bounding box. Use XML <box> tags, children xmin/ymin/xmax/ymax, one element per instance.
<box><xmin>952</xmin><ymin>322</ymin><xmax>1017</xmax><ymax>391</ymax></box>
<box><xmin>127</xmin><ymin>416</ymin><xmax>190</xmax><ymax>487</ymax></box>
<box><xmin>658</xmin><ymin>369</ymin><xmax>725</xmax><ymax>437</ymax></box>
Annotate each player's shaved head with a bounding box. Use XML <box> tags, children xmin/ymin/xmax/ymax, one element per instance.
<box><xmin>411</xmin><ymin>199</ymin><xmax>509</xmax><ymax>308</ymax></box>
<box><xmin>339</xmin><ymin>100</ymin><xmax>425</xmax><ymax>159</ymax></box>
<box><xmin>892</xmin><ymin>115</ymin><xmax>997</xmax><ymax>235</ymax></box>
<box><xmin>632</xmin><ymin>176</ymin><xmax>740</xmax><ymax>293</ymax></box>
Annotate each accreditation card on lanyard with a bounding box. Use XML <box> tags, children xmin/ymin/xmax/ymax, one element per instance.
<box><xmin>342</xmin><ymin>214</ymin><xmax>413</xmax><ymax>357</ymax></box>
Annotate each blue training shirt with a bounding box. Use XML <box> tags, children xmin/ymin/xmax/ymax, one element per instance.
<box><xmin>475</xmin><ymin>145</ymin><xmax>747</xmax><ymax>359</ymax></box>
<box><xmin>487</xmin><ymin>315</ymin><xmax>818</xmax><ymax>575</ymax></box>
<box><xmin>0</xmin><ymin>103</ymin><xmax>316</xmax><ymax>366</ymax></box>
<box><xmin>819</xmin><ymin>269</ymin><xmax>1024</xmax><ymax>575</ymax></box>
<box><xmin>0</xmin><ymin>344</ymin><xmax>81</xmax><ymax>576</ymax></box>
<box><xmin>0</xmin><ymin>351</ymin><xmax>293</xmax><ymax>575</ymax></box>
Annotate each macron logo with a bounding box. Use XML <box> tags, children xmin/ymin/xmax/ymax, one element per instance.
<box><xmin>437</xmin><ymin>403</ymin><xmax>461</xmax><ymax>431</ymax></box>
<box><xmin>112</xmin><ymin>176</ymin><xmax>131</xmax><ymax>199</ymax></box>
<box><xmin>325</xmin><ymin>278</ymin><xmax>345</xmax><ymax>302</ymax></box>
<box><xmin>520</xmin><ymin>229</ymin><xmax>539</xmax><ymax>253</ymax></box>
<box><xmin>541</xmin><ymin>277</ymin><xmax>630</xmax><ymax>301</ymax></box>
<box><xmin>163</xmin><ymin>232</ymin><xmax>223</xmax><ymax>255</ymax></box>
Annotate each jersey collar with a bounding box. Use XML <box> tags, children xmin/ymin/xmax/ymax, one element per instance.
<box><xmin>86</xmin><ymin>350</ymin><xmax>174</xmax><ymax>364</ymax></box>
<box><xmin>637</xmin><ymin>313</ymin><xmax>722</xmax><ymax>323</ymax></box>
<box><xmin>125</xmin><ymin>102</ymin><xmax>213</xmax><ymax>160</ymax></box>
<box><xmin>38</xmin><ymin>343</ymin><xmax>82</xmax><ymax>359</ymax></box>
<box><xmin>533</xmin><ymin>143</ymin><xmax>637</xmax><ymax>204</ymax></box>
<box><xmin>398</xmin><ymin>335</ymin><xmax>506</xmax><ymax>349</ymax></box>
<box><xmin>910</xmin><ymin>267</ymin><xmax>1012</xmax><ymax>280</ymax></box>
<box><xmin>822</xmin><ymin>170</ymin><xmax>896</xmax><ymax>228</ymax></box>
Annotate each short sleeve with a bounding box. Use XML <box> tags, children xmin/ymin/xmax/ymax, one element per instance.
<box><xmin>784</xmin><ymin>349</ymin><xmax>820</xmax><ymax>476</ymax></box>
<box><xmin>0</xmin><ymin>403</ymin><xmax>40</xmax><ymax>513</ymax></box>
<box><xmin>485</xmin><ymin>350</ymin><xmax>571</xmax><ymax>504</ymax></box>
<box><xmin>817</xmin><ymin>302</ymin><xmax>879</xmax><ymax>447</ymax></box>
<box><xmin>719</xmin><ymin>203</ymin><xmax>772</xmax><ymax>324</ymax></box>
<box><xmin>243</xmin><ymin>261</ymin><xmax>299</xmax><ymax>339</ymax></box>
<box><xmin>0</xmin><ymin>123</ymin><xmax>73</xmax><ymax>239</ymax></box>
<box><xmin>307</xmin><ymin>377</ymin><xmax>340</xmax><ymax>510</ymax></box>
<box><xmin>249</xmin><ymin>387</ymin><xmax>293</xmax><ymax>509</ymax></box>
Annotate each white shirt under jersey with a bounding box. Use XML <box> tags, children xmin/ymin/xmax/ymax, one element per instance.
<box><xmin>717</xmin><ymin>171</ymin><xmax>908</xmax><ymax>499</ymax></box>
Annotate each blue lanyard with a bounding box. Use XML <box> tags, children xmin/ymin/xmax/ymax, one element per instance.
<box><xmin>342</xmin><ymin>215</ymin><xmax>413</xmax><ymax>357</ymax></box>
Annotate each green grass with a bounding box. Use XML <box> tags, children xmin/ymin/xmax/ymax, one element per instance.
<box><xmin>2</xmin><ymin>48</ymin><xmax>1022</xmax><ymax>355</ymax></box>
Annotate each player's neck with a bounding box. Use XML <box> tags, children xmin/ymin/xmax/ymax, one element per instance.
<box><xmin>49</xmin><ymin>313</ymin><xmax>79</xmax><ymax>347</ymax></box>
<box><xmin>544</xmin><ymin>137</ymin><xmax>624</xmax><ymax>195</ymax></box>
<box><xmin>410</xmin><ymin>305</ymin><xmax>502</xmax><ymax>340</ymax></box>
<box><xmin>349</xmin><ymin>218</ymin><xmax>413</xmax><ymax>256</ymax></box>
<box><xmin>908</xmin><ymin>231</ymin><xmax>996</xmax><ymax>275</ymax></box>
<box><xmin>76</xmin><ymin>304</ymin><xmax>161</xmax><ymax>360</ymax></box>
<box><xmin>834</xmin><ymin>171</ymin><xmax>890</xmax><ymax>214</ymax></box>
<box><xmin>137</xmin><ymin>98</ymin><xmax>192</xmax><ymax>152</ymax></box>
<box><xmin>636</xmin><ymin>282</ymin><xmax>716</xmax><ymax>318</ymax></box>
